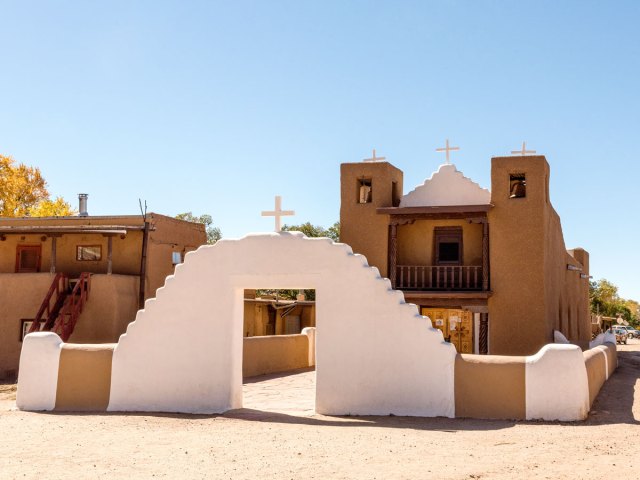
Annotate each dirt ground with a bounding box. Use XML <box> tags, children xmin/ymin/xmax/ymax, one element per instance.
<box><xmin>1</xmin><ymin>342</ymin><xmax>639</xmax><ymax>480</ymax></box>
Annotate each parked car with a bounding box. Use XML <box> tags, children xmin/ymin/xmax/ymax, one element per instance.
<box><xmin>614</xmin><ymin>328</ymin><xmax>628</xmax><ymax>344</ymax></box>
<box><xmin>615</xmin><ymin>326</ymin><xmax>638</xmax><ymax>339</ymax></box>
<box><xmin>626</xmin><ymin>328</ymin><xmax>640</xmax><ymax>339</ymax></box>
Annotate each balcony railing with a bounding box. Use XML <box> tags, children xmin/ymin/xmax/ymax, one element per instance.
<box><xmin>396</xmin><ymin>265</ymin><xmax>483</xmax><ymax>291</ymax></box>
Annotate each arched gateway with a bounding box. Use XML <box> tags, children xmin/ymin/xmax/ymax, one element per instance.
<box><xmin>108</xmin><ymin>232</ymin><xmax>456</xmax><ymax>415</ymax></box>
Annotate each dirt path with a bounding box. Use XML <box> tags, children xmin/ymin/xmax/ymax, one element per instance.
<box><xmin>1</xmin><ymin>343</ymin><xmax>639</xmax><ymax>480</ymax></box>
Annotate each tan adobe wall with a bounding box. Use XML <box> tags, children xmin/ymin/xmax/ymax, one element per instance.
<box><xmin>0</xmin><ymin>273</ymin><xmax>54</xmax><ymax>379</ymax></box>
<box><xmin>454</xmin><ymin>353</ymin><xmax>526</xmax><ymax>419</ymax></box>
<box><xmin>397</xmin><ymin>219</ymin><xmax>483</xmax><ymax>266</ymax></box>
<box><xmin>488</xmin><ymin>156</ymin><xmax>548</xmax><ymax>355</ymax></box>
<box><xmin>583</xmin><ymin>347</ymin><xmax>606</xmax><ymax>407</ymax></box>
<box><xmin>242</xmin><ymin>334</ymin><xmax>311</xmax><ymax>377</ymax></box>
<box><xmin>340</xmin><ymin>162</ymin><xmax>403</xmax><ymax>278</ymax></box>
<box><xmin>55</xmin><ymin>344</ymin><xmax>114</xmax><ymax>411</ymax></box>
<box><xmin>68</xmin><ymin>274</ymin><xmax>139</xmax><ymax>344</ymax></box>
<box><xmin>0</xmin><ymin>273</ymin><xmax>138</xmax><ymax>377</ymax></box>
<box><xmin>488</xmin><ymin>156</ymin><xmax>590</xmax><ymax>355</ymax></box>
<box><xmin>144</xmin><ymin>213</ymin><xmax>206</xmax><ymax>299</ymax></box>
<box><xmin>243</xmin><ymin>301</ymin><xmax>316</xmax><ymax>337</ymax></box>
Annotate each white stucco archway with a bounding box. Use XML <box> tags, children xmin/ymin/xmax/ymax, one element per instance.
<box><xmin>108</xmin><ymin>232</ymin><xmax>456</xmax><ymax>416</ymax></box>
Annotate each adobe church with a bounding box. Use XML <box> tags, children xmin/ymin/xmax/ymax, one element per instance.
<box><xmin>340</xmin><ymin>144</ymin><xmax>590</xmax><ymax>356</ymax></box>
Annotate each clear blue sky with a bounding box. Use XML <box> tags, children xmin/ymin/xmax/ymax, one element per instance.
<box><xmin>1</xmin><ymin>1</ymin><xmax>639</xmax><ymax>299</ymax></box>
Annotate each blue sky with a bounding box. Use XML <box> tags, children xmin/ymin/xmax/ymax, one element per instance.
<box><xmin>1</xmin><ymin>1</ymin><xmax>639</xmax><ymax>299</ymax></box>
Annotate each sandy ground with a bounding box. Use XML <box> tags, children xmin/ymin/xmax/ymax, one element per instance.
<box><xmin>1</xmin><ymin>342</ymin><xmax>639</xmax><ymax>480</ymax></box>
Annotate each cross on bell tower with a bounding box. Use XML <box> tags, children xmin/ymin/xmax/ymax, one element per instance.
<box><xmin>510</xmin><ymin>141</ymin><xmax>537</xmax><ymax>156</ymax></box>
<box><xmin>363</xmin><ymin>149</ymin><xmax>386</xmax><ymax>162</ymax></box>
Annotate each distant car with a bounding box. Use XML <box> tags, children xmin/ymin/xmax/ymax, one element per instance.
<box><xmin>614</xmin><ymin>328</ymin><xmax>628</xmax><ymax>344</ymax></box>
<box><xmin>615</xmin><ymin>326</ymin><xmax>638</xmax><ymax>339</ymax></box>
<box><xmin>626</xmin><ymin>328</ymin><xmax>640</xmax><ymax>339</ymax></box>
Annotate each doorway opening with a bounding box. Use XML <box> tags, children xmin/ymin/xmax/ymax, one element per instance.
<box><xmin>241</xmin><ymin>288</ymin><xmax>317</xmax><ymax>413</ymax></box>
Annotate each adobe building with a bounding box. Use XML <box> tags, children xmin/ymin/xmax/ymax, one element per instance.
<box><xmin>0</xmin><ymin>199</ymin><xmax>206</xmax><ymax>379</ymax></box>
<box><xmin>340</xmin><ymin>150</ymin><xmax>591</xmax><ymax>356</ymax></box>
<box><xmin>243</xmin><ymin>290</ymin><xmax>316</xmax><ymax>337</ymax></box>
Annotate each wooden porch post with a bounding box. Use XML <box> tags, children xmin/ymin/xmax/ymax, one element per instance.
<box><xmin>138</xmin><ymin>222</ymin><xmax>150</xmax><ymax>309</ymax></box>
<box><xmin>389</xmin><ymin>223</ymin><xmax>398</xmax><ymax>288</ymax></box>
<box><xmin>107</xmin><ymin>235</ymin><xmax>113</xmax><ymax>275</ymax></box>
<box><xmin>49</xmin><ymin>236</ymin><xmax>57</xmax><ymax>274</ymax></box>
<box><xmin>482</xmin><ymin>221</ymin><xmax>489</xmax><ymax>291</ymax></box>
<box><xmin>479</xmin><ymin>313</ymin><xmax>489</xmax><ymax>354</ymax></box>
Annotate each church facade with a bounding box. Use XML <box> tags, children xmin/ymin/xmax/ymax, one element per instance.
<box><xmin>340</xmin><ymin>150</ymin><xmax>591</xmax><ymax>356</ymax></box>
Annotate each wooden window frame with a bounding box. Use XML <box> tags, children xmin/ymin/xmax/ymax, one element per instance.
<box><xmin>76</xmin><ymin>244</ymin><xmax>102</xmax><ymax>261</ymax></box>
<box><xmin>15</xmin><ymin>245</ymin><xmax>42</xmax><ymax>273</ymax></box>
<box><xmin>433</xmin><ymin>227</ymin><xmax>463</xmax><ymax>266</ymax></box>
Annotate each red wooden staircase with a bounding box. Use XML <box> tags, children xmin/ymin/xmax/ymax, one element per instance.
<box><xmin>29</xmin><ymin>272</ymin><xmax>92</xmax><ymax>342</ymax></box>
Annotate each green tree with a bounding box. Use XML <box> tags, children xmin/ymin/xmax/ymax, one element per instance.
<box><xmin>0</xmin><ymin>155</ymin><xmax>74</xmax><ymax>217</ymax></box>
<box><xmin>281</xmin><ymin>221</ymin><xmax>340</xmax><ymax>242</ymax></box>
<box><xmin>175</xmin><ymin>212</ymin><xmax>222</xmax><ymax>244</ymax></box>
<box><xmin>590</xmin><ymin>278</ymin><xmax>638</xmax><ymax>325</ymax></box>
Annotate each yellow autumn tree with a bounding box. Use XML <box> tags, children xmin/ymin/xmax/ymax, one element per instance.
<box><xmin>0</xmin><ymin>155</ymin><xmax>75</xmax><ymax>217</ymax></box>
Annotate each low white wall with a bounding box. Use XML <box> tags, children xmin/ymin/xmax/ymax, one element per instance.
<box><xmin>16</xmin><ymin>332</ymin><xmax>62</xmax><ymax>411</ymax></box>
<box><xmin>525</xmin><ymin>344</ymin><xmax>590</xmax><ymax>421</ymax></box>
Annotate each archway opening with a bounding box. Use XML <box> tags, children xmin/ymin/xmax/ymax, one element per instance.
<box><xmin>241</xmin><ymin>288</ymin><xmax>317</xmax><ymax>414</ymax></box>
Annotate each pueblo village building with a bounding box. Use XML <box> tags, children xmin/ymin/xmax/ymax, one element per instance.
<box><xmin>340</xmin><ymin>145</ymin><xmax>591</xmax><ymax>356</ymax></box>
<box><xmin>0</xmin><ymin>196</ymin><xmax>206</xmax><ymax>379</ymax></box>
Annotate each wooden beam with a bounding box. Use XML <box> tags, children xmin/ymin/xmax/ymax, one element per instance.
<box><xmin>107</xmin><ymin>236</ymin><xmax>113</xmax><ymax>275</ymax></box>
<box><xmin>50</xmin><ymin>237</ymin><xmax>57</xmax><ymax>274</ymax></box>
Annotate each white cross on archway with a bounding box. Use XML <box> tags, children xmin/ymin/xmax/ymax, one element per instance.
<box><xmin>436</xmin><ymin>139</ymin><xmax>460</xmax><ymax>164</ymax></box>
<box><xmin>363</xmin><ymin>149</ymin><xmax>386</xmax><ymax>162</ymax></box>
<box><xmin>511</xmin><ymin>141</ymin><xmax>537</xmax><ymax>156</ymax></box>
<box><xmin>261</xmin><ymin>195</ymin><xmax>295</xmax><ymax>232</ymax></box>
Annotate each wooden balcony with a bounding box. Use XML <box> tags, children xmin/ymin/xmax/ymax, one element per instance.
<box><xmin>396</xmin><ymin>265</ymin><xmax>484</xmax><ymax>291</ymax></box>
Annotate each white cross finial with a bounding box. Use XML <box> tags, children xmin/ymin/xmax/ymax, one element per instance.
<box><xmin>261</xmin><ymin>195</ymin><xmax>295</xmax><ymax>232</ymax></box>
<box><xmin>363</xmin><ymin>148</ymin><xmax>386</xmax><ymax>162</ymax></box>
<box><xmin>511</xmin><ymin>141</ymin><xmax>537</xmax><ymax>156</ymax></box>
<box><xmin>435</xmin><ymin>139</ymin><xmax>460</xmax><ymax>164</ymax></box>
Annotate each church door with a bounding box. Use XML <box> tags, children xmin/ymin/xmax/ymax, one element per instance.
<box><xmin>421</xmin><ymin>307</ymin><xmax>474</xmax><ymax>353</ymax></box>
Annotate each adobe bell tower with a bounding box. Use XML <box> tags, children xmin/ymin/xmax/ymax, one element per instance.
<box><xmin>340</xmin><ymin>150</ymin><xmax>403</xmax><ymax>278</ymax></box>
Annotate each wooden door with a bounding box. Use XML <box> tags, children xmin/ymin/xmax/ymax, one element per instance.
<box><xmin>421</xmin><ymin>308</ymin><xmax>474</xmax><ymax>353</ymax></box>
<box><xmin>15</xmin><ymin>245</ymin><xmax>42</xmax><ymax>273</ymax></box>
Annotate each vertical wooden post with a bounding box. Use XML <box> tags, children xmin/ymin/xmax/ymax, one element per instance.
<box><xmin>479</xmin><ymin>313</ymin><xmax>489</xmax><ymax>354</ymax></box>
<box><xmin>138</xmin><ymin>222</ymin><xmax>150</xmax><ymax>309</ymax></box>
<box><xmin>107</xmin><ymin>236</ymin><xmax>113</xmax><ymax>275</ymax></box>
<box><xmin>50</xmin><ymin>236</ymin><xmax>57</xmax><ymax>274</ymax></box>
<box><xmin>389</xmin><ymin>223</ymin><xmax>398</xmax><ymax>288</ymax></box>
<box><xmin>482</xmin><ymin>221</ymin><xmax>489</xmax><ymax>291</ymax></box>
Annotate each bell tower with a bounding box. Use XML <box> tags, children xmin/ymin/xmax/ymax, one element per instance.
<box><xmin>340</xmin><ymin>151</ymin><xmax>403</xmax><ymax>278</ymax></box>
<box><xmin>488</xmin><ymin>154</ymin><xmax>551</xmax><ymax>354</ymax></box>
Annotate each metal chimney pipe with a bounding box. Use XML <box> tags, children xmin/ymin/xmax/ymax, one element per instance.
<box><xmin>78</xmin><ymin>193</ymin><xmax>89</xmax><ymax>216</ymax></box>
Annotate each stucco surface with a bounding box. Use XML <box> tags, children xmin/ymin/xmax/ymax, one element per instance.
<box><xmin>243</xmin><ymin>334</ymin><xmax>309</xmax><ymax>377</ymax></box>
<box><xmin>525</xmin><ymin>344</ymin><xmax>589</xmax><ymax>421</ymax></box>
<box><xmin>108</xmin><ymin>232</ymin><xmax>457</xmax><ymax>416</ymax></box>
<box><xmin>583</xmin><ymin>348</ymin><xmax>606</xmax><ymax>407</ymax></box>
<box><xmin>16</xmin><ymin>332</ymin><xmax>62</xmax><ymax>411</ymax></box>
<box><xmin>55</xmin><ymin>344</ymin><xmax>114</xmax><ymax>411</ymax></box>
<box><xmin>400</xmin><ymin>164</ymin><xmax>491</xmax><ymax>207</ymax></box>
<box><xmin>454</xmin><ymin>353</ymin><xmax>526</xmax><ymax>420</ymax></box>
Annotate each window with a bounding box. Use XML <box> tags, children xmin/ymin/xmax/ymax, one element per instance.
<box><xmin>509</xmin><ymin>173</ymin><xmax>526</xmax><ymax>198</ymax></box>
<box><xmin>77</xmin><ymin>245</ymin><xmax>102</xmax><ymax>261</ymax></box>
<box><xmin>358</xmin><ymin>178</ymin><xmax>372</xmax><ymax>204</ymax></box>
<box><xmin>434</xmin><ymin>227</ymin><xmax>463</xmax><ymax>265</ymax></box>
<box><xmin>15</xmin><ymin>245</ymin><xmax>41</xmax><ymax>273</ymax></box>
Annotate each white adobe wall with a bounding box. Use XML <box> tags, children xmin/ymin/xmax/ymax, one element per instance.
<box><xmin>108</xmin><ymin>232</ymin><xmax>457</xmax><ymax>416</ymax></box>
<box><xmin>525</xmin><ymin>344</ymin><xmax>590</xmax><ymax>421</ymax></box>
<box><xmin>400</xmin><ymin>164</ymin><xmax>491</xmax><ymax>207</ymax></box>
<box><xmin>16</xmin><ymin>332</ymin><xmax>62</xmax><ymax>411</ymax></box>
